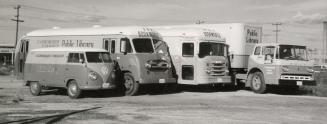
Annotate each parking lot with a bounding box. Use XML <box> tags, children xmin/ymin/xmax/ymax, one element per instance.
<box><xmin>1</xmin><ymin>75</ymin><xmax>327</xmax><ymax>124</ymax></box>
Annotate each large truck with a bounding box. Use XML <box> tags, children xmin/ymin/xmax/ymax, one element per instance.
<box><xmin>153</xmin><ymin>27</ymin><xmax>231</xmax><ymax>86</ymax></box>
<box><xmin>165</xmin><ymin>23</ymin><xmax>316</xmax><ymax>93</ymax></box>
<box><xmin>15</xmin><ymin>26</ymin><xmax>176</xmax><ymax>96</ymax></box>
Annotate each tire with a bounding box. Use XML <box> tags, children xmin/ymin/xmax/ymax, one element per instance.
<box><xmin>123</xmin><ymin>73</ymin><xmax>139</xmax><ymax>96</ymax></box>
<box><xmin>250</xmin><ymin>72</ymin><xmax>266</xmax><ymax>94</ymax></box>
<box><xmin>67</xmin><ymin>80</ymin><xmax>82</xmax><ymax>99</ymax></box>
<box><xmin>29</xmin><ymin>82</ymin><xmax>41</xmax><ymax>96</ymax></box>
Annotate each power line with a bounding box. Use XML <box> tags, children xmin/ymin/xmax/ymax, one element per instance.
<box><xmin>272</xmin><ymin>22</ymin><xmax>282</xmax><ymax>43</ymax></box>
<box><xmin>11</xmin><ymin>5</ymin><xmax>24</xmax><ymax>47</ymax></box>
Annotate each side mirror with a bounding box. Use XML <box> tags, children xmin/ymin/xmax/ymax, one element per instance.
<box><xmin>79</xmin><ymin>59</ymin><xmax>84</xmax><ymax>64</ymax></box>
<box><xmin>120</xmin><ymin>40</ymin><xmax>127</xmax><ymax>53</ymax></box>
<box><xmin>264</xmin><ymin>55</ymin><xmax>273</xmax><ymax>64</ymax></box>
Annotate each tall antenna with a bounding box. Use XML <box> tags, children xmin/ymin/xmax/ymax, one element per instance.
<box><xmin>272</xmin><ymin>22</ymin><xmax>282</xmax><ymax>43</ymax></box>
<box><xmin>11</xmin><ymin>5</ymin><xmax>24</xmax><ymax>47</ymax></box>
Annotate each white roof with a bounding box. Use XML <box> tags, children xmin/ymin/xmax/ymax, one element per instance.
<box><xmin>31</xmin><ymin>47</ymin><xmax>107</xmax><ymax>52</ymax></box>
<box><xmin>256</xmin><ymin>43</ymin><xmax>306</xmax><ymax>47</ymax></box>
<box><xmin>26</xmin><ymin>26</ymin><xmax>157</xmax><ymax>37</ymax></box>
<box><xmin>153</xmin><ymin>27</ymin><xmax>225</xmax><ymax>41</ymax></box>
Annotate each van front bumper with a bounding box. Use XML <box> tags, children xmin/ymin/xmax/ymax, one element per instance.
<box><xmin>278</xmin><ymin>79</ymin><xmax>316</xmax><ymax>86</ymax></box>
<box><xmin>197</xmin><ymin>76</ymin><xmax>232</xmax><ymax>84</ymax></box>
<box><xmin>79</xmin><ymin>83</ymin><xmax>116</xmax><ymax>90</ymax></box>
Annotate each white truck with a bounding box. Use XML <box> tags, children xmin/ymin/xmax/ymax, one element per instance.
<box><xmin>165</xmin><ymin>23</ymin><xmax>316</xmax><ymax>93</ymax></box>
<box><xmin>153</xmin><ymin>27</ymin><xmax>231</xmax><ymax>86</ymax></box>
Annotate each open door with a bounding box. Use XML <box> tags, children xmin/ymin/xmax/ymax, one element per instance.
<box><xmin>16</xmin><ymin>39</ymin><xmax>29</xmax><ymax>79</ymax></box>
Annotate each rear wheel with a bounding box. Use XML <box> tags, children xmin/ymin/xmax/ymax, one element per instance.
<box><xmin>29</xmin><ymin>82</ymin><xmax>41</xmax><ymax>96</ymax></box>
<box><xmin>124</xmin><ymin>73</ymin><xmax>139</xmax><ymax>96</ymax></box>
<box><xmin>250</xmin><ymin>72</ymin><xmax>266</xmax><ymax>94</ymax></box>
<box><xmin>67</xmin><ymin>80</ymin><xmax>82</xmax><ymax>99</ymax></box>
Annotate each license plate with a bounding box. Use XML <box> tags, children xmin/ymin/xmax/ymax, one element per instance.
<box><xmin>159</xmin><ymin>79</ymin><xmax>166</xmax><ymax>83</ymax></box>
<box><xmin>102</xmin><ymin>83</ymin><xmax>110</xmax><ymax>88</ymax></box>
<box><xmin>296</xmin><ymin>81</ymin><xmax>303</xmax><ymax>86</ymax></box>
<box><xmin>217</xmin><ymin>78</ymin><xmax>223</xmax><ymax>82</ymax></box>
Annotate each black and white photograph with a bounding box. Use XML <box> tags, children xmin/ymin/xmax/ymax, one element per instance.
<box><xmin>0</xmin><ymin>0</ymin><xmax>327</xmax><ymax>123</ymax></box>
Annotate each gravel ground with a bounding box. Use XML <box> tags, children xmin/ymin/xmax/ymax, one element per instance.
<box><xmin>1</xmin><ymin>75</ymin><xmax>327</xmax><ymax>124</ymax></box>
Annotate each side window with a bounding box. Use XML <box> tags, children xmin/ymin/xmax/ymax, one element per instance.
<box><xmin>120</xmin><ymin>38</ymin><xmax>132</xmax><ymax>53</ymax></box>
<box><xmin>262</xmin><ymin>46</ymin><xmax>275</xmax><ymax>60</ymax></box>
<box><xmin>182</xmin><ymin>43</ymin><xmax>194</xmax><ymax>57</ymax></box>
<box><xmin>254</xmin><ymin>46</ymin><xmax>261</xmax><ymax>55</ymax></box>
<box><xmin>79</xmin><ymin>53</ymin><xmax>85</xmax><ymax>62</ymax></box>
<box><xmin>68</xmin><ymin>53</ymin><xmax>80</xmax><ymax>63</ymax></box>
<box><xmin>104</xmin><ymin>39</ymin><xmax>109</xmax><ymax>51</ymax></box>
<box><xmin>111</xmin><ymin>40</ymin><xmax>115</xmax><ymax>53</ymax></box>
<box><xmin>25</xmin><ymin>41</ymin><xmax>29</xmax><ymax>53</ymax></box>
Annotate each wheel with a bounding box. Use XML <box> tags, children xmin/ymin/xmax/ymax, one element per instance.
<box><xmin>29</xmin><ymin>82</ymin><xmax>41</xmax><ymax>96</ymax></box>
<box><xmin>67</xmin><ymin>80</ymin><xmax>82</xmax><ymax>99</ymax></box>
<box><xmin>123</xmin><ymin>73</ymin><xmax>139</xmax><ymax>96</ymax></box>
<box><xmin>250</xmin><ymin>72</ymin><xmax>266</xmax><ymax>94</ymax></box>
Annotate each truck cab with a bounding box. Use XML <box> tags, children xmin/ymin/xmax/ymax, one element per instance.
<box><xmin>244</xmin><ymin>43</ymin><xmax>316</xmax><ymax>93</ymax></box>
<box><xmin>153</xmin><ymin>27</ymin><xmax>231</xmax><ymax>86</ymax></box>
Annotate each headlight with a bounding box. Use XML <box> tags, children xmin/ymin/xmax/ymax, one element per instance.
<box><xmin>282</xmin><ymin>65</ymin><xmax>289</xmax><ymax>72</ymax></box>
<box><xmin>88</xmin><ymin>71</ymin><xmax>98</xmax><ymax>80</ymax></box>
<box><xmin>307</xmin><ymin>67</ymin><xmax>315</xmax><ymax>73</ymax></box>
<box><xmin>225</xmin><ymin>69</ymin><xmax>229</xmax><ymax>75</ymax></box>
<box><xmin>145</xmin><ymin>63</ymin><xmax>151</xmax><ymax>68</ymax></box>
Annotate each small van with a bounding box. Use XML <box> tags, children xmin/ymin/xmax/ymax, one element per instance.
<box><xmin>24</xmin><ymin>47</ymin><xmax>117</xmax><ymax>98</ymax></box>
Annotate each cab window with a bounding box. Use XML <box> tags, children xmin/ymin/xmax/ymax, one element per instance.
<box><xmin>262</xmin><ymin>46</ymin><xmax>275</xmax><ymax>60</ymax></box>
<box><xmin>182</xmin><ymin>43</ymin><xmax>194</xmax><ymax>57</ymax></box>
<box><xmin>120</xmin><ymin>38</ymin><xmax>132</xmax><ymax>53</ymax></box>
<box><xmin>68</xmin><ymin>53</ymin><xmax>80</xmax><ymax>63</ymax></box>
<box><xmin>254</xmin><ymin>46</ymin><xmax>261</xmax><ymax>55</ymax></box>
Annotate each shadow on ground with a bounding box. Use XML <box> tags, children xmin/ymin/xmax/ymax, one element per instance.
<box><xmin>0</xmin><ymin>107</ymin><xmax>101</xmax><ymax>124</ymax></box>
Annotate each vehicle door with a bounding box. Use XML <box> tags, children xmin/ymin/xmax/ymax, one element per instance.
<box><xmin>64</xmin><ymin>52</ymin><xmax>87</xmax><ymax>86</ymax></box>
<box><xmin>180</xmin><ymin>42</ymin><xmax>197</xmax><ymax>84</ymax></box>
<box><xmin>17</xmin><ymin>39</ymin><xmax>29</xmax><ymax>79</ymax></box>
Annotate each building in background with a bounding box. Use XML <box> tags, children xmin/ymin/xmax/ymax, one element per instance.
<box><xmin>0</xmin><ymin>44</ymin><xmax>15</xmax><ymax>66</ymax></box>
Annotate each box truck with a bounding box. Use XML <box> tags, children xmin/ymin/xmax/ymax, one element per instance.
<box><xmin>15</xmin><ymin>26</ymin><xmax>176</xmax><ymax>96</ymax></box>
<box><xmin>24</xmin><ymin>48</ymin><xmax>116</xmax><ymax>98</ymax></box>
<box><xmin>165</xmin><ymin>23</ymin><xmax>316</xmax><ymax>93</ymax></box>
<box><xmin>153</xmin><ymin>27</ymin><xmax>231</xmax><ymax>85</ymax></box>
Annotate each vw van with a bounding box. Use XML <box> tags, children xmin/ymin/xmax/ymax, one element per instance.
<box><xmin>24</xmin><ymin>47</ymin><xmax>117</xmax><ymax>98</ymax></box>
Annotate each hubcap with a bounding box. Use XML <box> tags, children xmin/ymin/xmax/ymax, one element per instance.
<box><xmin>124</xmin><ymin>76</ymin><xmax>133</xmax><ymax>91</ymax></box>
<box><xmin>69</xmin><ymin>83</ymin><xmax>78</xmax><ymax>95</ymax></box>
<box><xmin>252</xmin><ymin>75</ymin><xmax>261</xmax><ymax>90</ymax></box>
<box><xmin>31</xmin><ymin>83</ymin><xmax>39</xmax><ymax>93</ymax></box>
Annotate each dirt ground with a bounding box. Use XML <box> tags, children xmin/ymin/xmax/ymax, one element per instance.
<box><xmin>1</xmin><ymin>75</ymin><xmax>327</xmax><ymax>124</ymax></box>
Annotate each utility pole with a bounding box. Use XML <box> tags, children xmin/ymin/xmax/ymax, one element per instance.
<box><xmin>195</xmin><ymin>20</ymin><xmax>205</xmax><ymax>24</ymax></box>
<box><xmin>11</xmin><ymin>5</ymin><xmax>24</xmax><ymax>47</ymax></box>
<box><xmin>272</xmin><ymin>22</ymin><xmax>282</xmax><ymax>43</ymax></box>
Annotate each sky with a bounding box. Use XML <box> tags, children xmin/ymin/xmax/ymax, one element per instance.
<box><xmin>0</xmin><ymin>0</ymin><xmax>326</xmax><ymax>52</ymax></box>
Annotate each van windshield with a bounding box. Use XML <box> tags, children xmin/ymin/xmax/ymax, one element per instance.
<box><xmin>86</xmin><ymin>52</ymin><xmax>112</xmax><ymax>63</ymax></box>
<box><xmin>199</xmin><ymin>42</ymin><xmax>226</xmax><ymax>58</ymax></box>
<box><xmin>278</xmin><ymin>45</ymin><xmax>307</xmax><ymax>60</ymax></box>
<box><xmin>132</xmin><ymin>38</ymin><xmax>154</xmax><ymax>53</ymax></box>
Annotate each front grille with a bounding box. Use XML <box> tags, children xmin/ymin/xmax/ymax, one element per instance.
<box><xmin>280</xmin><ymin>75</ymin><xmax>312</xmax><ymax>81</ymax></box>
<box><xmin>209</xmin><ymin>62</ymin><xmax>226</xmax><ymax>76</ymax></box>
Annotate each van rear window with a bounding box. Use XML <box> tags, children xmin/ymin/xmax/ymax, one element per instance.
<box><xmin>86</xmin><ymin>52</ymin><xmax>112</xmax><ymax>63</ymax></box>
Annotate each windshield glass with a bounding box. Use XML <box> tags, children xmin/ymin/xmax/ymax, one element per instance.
<box><xmin>199</xmin><ymin>42</ymin><xmax>226</xmax><ymax>58</ymax></box>
<box><xmin>132</xmin><ymin>38</ymin><xmax>154</xmax><ymax>53</ymax></box>
<box><xmin>86</xmin><ymin>52</ymin><xmax>112</xmax><ymax>63</ymax></box>
<box><xmin>278</xmin><ymin>45</ymin><xmax>307</xmax><ymax>60</ymax></box>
